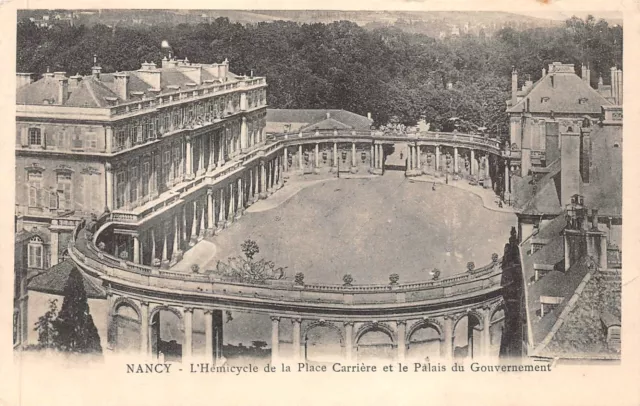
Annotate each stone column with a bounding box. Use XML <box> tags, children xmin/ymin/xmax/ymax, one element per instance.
<box><xmin>407</xmin><ymin>145</ymin><xmax>413</xmax><ymax>170</ymax></box>
<box><xmin>185</xmin><ymin>136</ymin><xmax>193</xmax><ymax>177</ymax></box>
<box><xmin>441</xmin><ymin>315</ymin><xmax>453</xmax><ymax>359</ymax></box>
<box><xmin>298</xmin><ymin>145</ymin><xmax>303</xmax><ymax>170</ymax></box>
<box><xmin>377</xmin><ymin>144</ymin><xmax>383</xmax><ymax>169</ymax></box>
<box><xmin>207</xmin><ymin>190</ymin><xmax>214</xmax><ymax>231</ymax></box>
<box><xmin>315</xmin><ymin>143</ymin><xmax>320</xmax><ymax>169</ymax></box>
<box><xmin>504</xmin><ymin>161</ymin><xmax>510</xmax><ymax>197</ymax></box>
<box><xmin>208</xmin><ymin>133</ymin><xmax>215</xmax><ymax>171</ymax></box>
<box><xmin>182</xmin><ymin>205</ymin><xmax>187</xmax><ymax>242</ymax></box>
<box><xmin>344</xmin><ymin>322</ymin><xmax>354</xmax><ymax>361</ymax></box>
<box><xmin>227</xmin><ymin>183</ymin><xmax>235</xmax><ymax>225</ymax></box>
<box><xmin>191</xmin><ymin>201</ymin><xmax>198</xmax><ymax>242</ymax></box>
<box><xmin>271</xmin><ymin>316</ymin><xmax>280</xmax><ymax>363</ymax></box>
<box><xmin>351</xmin><ymin>142</ymin><xmax>356</xmax><ymax>167</ymax></box>
<box><xmin>218</xmin><ymin>188</ymin><xmax>226</xmax><ymax>230</ymax></box>
<box><xmin>172</xmin><ymin>215</ymin><xmax>179</xmax><ymax>259</ymax></box>
<box><xmin>133</xmin><ymin>235</ymin><xmax>140</xmax><ymax>264</ymax></box>
<box><xmin>140</xmin><ymin>301</ymin><xmax>149</xmax><ymax>357</ymax></box>
<box><xmin>235</xmin><ymin>178</ymin><xmax>244</xmax><ymax>220</ymax></box>
<box><xmin>397</xmin><ymin>321</ymin><xmax>406</xmax><ymax>362</ymax></box>
<box><xmin>105</xmin><ymin>162</ymin><xmax>114</xmax><ymax>210</ymax></box>
<box><xmin>284</xmin><ymin>147</ymin><xmax>289</xmax><ymax>172</ymax></box>
<box><xmin>240</xmin><ymin>117</ymin><xmax>248</xmax><ymax>151</ymax></box>
<box><xmin>204</xmin><ymin>310</ymin><xmax>214</xmax><ymax>363</ymax></box>
<box><xmin>183</xmin><ymin>307</ymin><xmax>193</xmax><ymax>360</ymax></box>
<box><xmin>482</xmin><ymin>308</ymin><xmax>492</xmax><ymax>358</ymax></box>
<box><xmin>416</xmin><ymin>145</ymin><xmax>422</xmax><ymax>170</ymax></box>
<box><xmin>161</xmin><ymin>223</ymin><xmax>168</xmax><ymax>263</ymax></box>
<box><xmin>218</xmin><ymin>130</ymin><xmax>225</xmax><ymax>166</ymax></box>
<box><xmin>333</xmin><ymin>142</ymin><xmax>338</xmax><ymax>167</ymax></box>
<box><xmin>435</xmin><ymin>146</ymin><xmax>441</xmax><ymax>171</ymax></box>
<box><xmin>260</xmin><ymin>163</ymin><xmax>267</xmax><ymax>199</ymax></box>
<box><xmin>471</xmin><ymin>149</ymin><xmax>476</xmax><ymax>176</ymax></box>
<box><xmin>454</xmin><ymin>147</ymin><xmax>459</xmax><ymax>173</ymax></box>
<box><xmin>292</xmin><ymin>318</ymin><xmax>302</xmax><ymax>361</ymax></box>
<box><xmin>199</xmin><ymin>200</ymin><xmax>206</xmax><ymax>239</ymax></box>
<box><xmin>198</xmin><ymin>137</ymin><xmax>204</xmax><ymax>175</ymax></box>
<box><xmin>370</xmin><ymin>144</ymin><xmax>374</xmax><ymax>168</ymax></box>
<box><xmin>150</xmin><ymin>228</ymin><xmax>156</xmax><ymax>263</ymax></box>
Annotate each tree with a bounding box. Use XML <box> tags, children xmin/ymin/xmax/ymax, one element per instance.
<box><xmin>241</xmin><ymin>239</ymin><xmax>260</xmax><ymax>260</ymax></box>
<box><xmin>34</xmin><ymin>299</ymin><xmax>59</xmax><ymax>349</ymax></box>
<box><xmin>51</xmin><ymin>267</ymin><xmax>102</xmax><ymax>354</ymax></box>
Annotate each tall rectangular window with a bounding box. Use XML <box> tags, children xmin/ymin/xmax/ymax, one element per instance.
<box><xmin>129</xmin><ymin>166</ymin><xmax>138</xmax><ymax>204</ymax></box>
<box><xmin>173</xmin><ymin>145</ymin><xmax>181</xmax><ymax>179</ymax></box>
<box><xmin>115</xmin><ymin>128</ymin><xmax>126</xmax><ymax>150</ymax></box>
<box><xmin>56</xmin><ymin>173</ymin><xmax>72</xmax><ymax>210</ymax></box>
<box><xmin>116</xmin><ymin>171</ymin><xmax>126</xmax><ymax>209</ymax></box>
<box><xmin>163</xmin><ymin>150</ymin><xmax>171</xmax><ymax>185</ymax></box>
<box><xmin>27</xmin><ymin>172</ymin><xmax>43</xmax><ymax>207</ymax></box>
<box><xmin>28</xmin><ymin>238</ymin><xmax>44</xmax><ymax>269</ymax></box>
<box><xmin>142</xmin><ymin>162</ymin><xmax>150</xmax><ymax>198</ymax></box>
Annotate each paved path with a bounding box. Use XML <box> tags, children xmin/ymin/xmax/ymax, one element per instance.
<box><xmin>410</xmin><ymin>174</ymin><xmax>516</xmax><ymax>214</ymax></box>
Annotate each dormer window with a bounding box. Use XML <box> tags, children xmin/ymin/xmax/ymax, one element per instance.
<box><xmin>539</xmin><ymin>296</ymin><xmax>564</xmax><ymax>317</ymax></box>
<box><xmin>578</xmin><ymin>97</ymin><xmax>589</xmax><ymax>105</ymax></box>
<box><xmin>540</xmin><ymin>97</ymin><xmax>550</xmax><ymax>104</ymax></box>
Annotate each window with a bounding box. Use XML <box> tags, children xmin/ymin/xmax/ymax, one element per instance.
<box><xmin>28</xmin><ymin>236</ymin><xmax>44</xmax><ymax>269</ymax></box>
<box><xmin>129</xmin><ymin>165</ymin><xmax>138</xmax><ymax>203</ymax></box>
<box><xmin>72</xmin><ymin>134</ymin><xmax>83</xmax><ymax>150</ymax></box>
<box><xmin>540</xmin><ymin>97</ymin><xmax>550</xmax><ymax>103</ymax></box>
<box><xmin>173</xmin><ymin>146</ymin><xmax>181</xmax><ymax>179</ymax></box>
<box><xmin>142</xmin><ymin>161</ymin><xmax>150</xmax><ymax>198</ymax></box>
<box><xmin>578</xmin><ymin>97</ymin><xmax>589</xmax><ymax>105</ymax></box>
<box><xmin>27</xmin><ymin>171</ymin><xmax>43</xmax><ymax>207</ymax></box>
<box><xmin>163</xmin><ymin>114</ymin><xmax>170</xmax><ymax>133</ymax></box>
<box><xmin>115</xmin><ymin>128</ymin><xmax>127</xmax><ymax>150</ymax></box>
<box><xmin>29</xmin><ymin>128</ymin><xmax>42</xmax><ymax>146</ymax></box>
<box><xmin>163</xmin><ymin>150</ymin><xmax>171</xmax><ymax>184</ymax></box>
<box><xmin>116</xmin><ymin>171</ymin><xmax>126</xmax><ymax>209</ymax></box>
<box><xmin>56</xmin><ymin>173</ymin><xmax>72</xmax><ymax>210</ymax></box>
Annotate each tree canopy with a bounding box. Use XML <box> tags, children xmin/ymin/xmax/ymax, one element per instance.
<box><xmin>17</xmin><ymin>15</ymin><xmax>622</xmax><ymax>139</ymax></box>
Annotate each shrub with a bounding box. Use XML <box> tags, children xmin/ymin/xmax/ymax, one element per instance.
<box><xmin>342</xmin><ymin>274</ymin><xmax>354</xmax><ymax>286</ymax></box>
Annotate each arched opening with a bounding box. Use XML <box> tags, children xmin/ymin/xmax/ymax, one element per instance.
<box><xmin>356</xmin><ymin>328</ymin><xmax>394</xmax><ymax>362</ymax></box>
<box><xmin>489</xmin><ymin>307</ymin><xmax>506</xmax><ymax>358</ymax></box>
<box><xmin>407</xmin><ymin>324</ymin><xmax>442</xmax><ymax>361</ymax></box>
<box><xmin>453</xmin><ymin>313</ymin><xmax>482</xmax><ymax>360</ymax></box>
<box><xmin>113</xmin><ymin>302</ymin><xmax>140</xmax><ymax>353</ymax></box>
<box><xmin>303</xmin><ymin>324</ymin><xmax>343</xmax><ymax>364</ymax></box>
<box><xmin>151</xmin><ymin>308</ymin><xmax>183</xmax><ymax>362</ymax></box>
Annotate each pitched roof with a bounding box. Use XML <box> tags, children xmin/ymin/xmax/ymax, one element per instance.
<box><xmin>507</xmin><ymin>69</ymin><xmax>612</xmax><ymax>115</ymax></box>
<box><xmin>582</xmin><ymin>124</ymin><xmax>622</xmax><ymax>217</ymax></box>
<box><xmin>65</xmin><ymin>76</ymin><xmax>121</xmax><ymax>108</ymax></box>
<box><xmin>517</xmin><ymin>159</ymin><xmax>562</xmax><ymax>216</ymax></box>
<box><xmin>27</xmin><ymin>259</ymin><xmax>106</xmax><ymax>299</ymax></box>
<box><xmin>266</xmin><ymin>109</ymin><xmax>373</xmax><ymax>133</ymax></box>
<box><xmin>16</xmin><ymin>76</ymin><xmax>61</xmax><ymax>105</ymax></box>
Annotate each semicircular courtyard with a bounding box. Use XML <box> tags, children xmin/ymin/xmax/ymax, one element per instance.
<box><xmin>202</xmin><ymin>172</ymin><xmax>515</xmax><ymax>285</ymax></box>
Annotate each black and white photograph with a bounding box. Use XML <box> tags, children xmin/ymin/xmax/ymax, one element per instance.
<box><xmin>5</xmin><ymin>3</ymin><xmax>634</xmax><ymax>405</ymax></box>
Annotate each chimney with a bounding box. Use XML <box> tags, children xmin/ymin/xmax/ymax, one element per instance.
<box><xmin>581</xmin><ymin>64</ymin><xmax>587</xmax><ymax>82</ymax></box>
<box><xmin>367</xmin><ymin>112</ymin><xmax>372</xmax><ymax>120</ymax></box>
<box><xmin>179</xmin><ymin>66</ymin><xmax>202</xmax><ymax>85</ymax></box>
<box><xmin>68</xmin><ymin>73</ymin><xmax>83</xmax><ymax>90</ymax></box>
<box><xmin>591</xmin><ymin>208</ymin><xmax>599</xmax><ymax>231</ymax></box>
<box><xmin>598</xmin><ymin>76</ymin><xmax>604</xmax><ymax>88</ymax></box>
<box><xmin>136</xmin><ymin>65</ymin><xmax>161</xmax><ymax>91</ymax></box>
<box><xmin>511</xmin><ymin>67</ymin><xmax>518</xmax><ymax>106</ymax></box>
<box><xmin>542</xmin><ymin>67</ymin><xmax>546</xmax><ymax>77</ymax></box>
<box><xmin>161</xmin><ymin>56</ymin><xmax>170</xmax><ymax>68</ymax></box>
<box><xmin>610</xmin><ymin>67</ymin><xmax>619</xmax><ymax>105</ymax></box>
<box><xmin>114</xmin><ymin>72</ymin><xmax>130</xmax><ymax>101</ymax></box>
<box><xmin>616</xmin><ymin>69</ymin><xmax>623</xmax><ymax>105</ymax></box>
<box><xmin>54</xmin><ymin>72</ymin><xmax>68</xmax><ymax>105</ymax></box>
<box><xmin>91</xmin><ymin>54</ymin><xmax>102</xmax><ymax>79</ymax></box>
<box><xmin>560</xmin><ymin>130</ymin><xmax>581</xmax><ymax>207</ymax></box>
<box><xmin>16</xmin><ymin>73</ymin><xmax>34</xmax><ymax>89</ymax></box>
<box><xmin>586</xmin><ymin>65</ymin><xmax>591</xmax><ymax>86</ymax></box>
<box><xmin>326</xmin><ymin>112</ymin><xmax>331</xmax><ymax>119</ymax></box>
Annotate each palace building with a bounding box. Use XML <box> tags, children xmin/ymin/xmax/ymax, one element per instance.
<box><xmin>503</xmin><ymin>63</ymin><xmax>623</xmax><ymax>363</ymax></box>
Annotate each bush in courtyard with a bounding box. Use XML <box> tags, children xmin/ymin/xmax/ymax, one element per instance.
<box><xmin>119</xmin><ymin>251</ymin><xmax>128</xmax><ymax>260</ymax></box>
<box><xmin>294</xmin><ymin>272</ymin><xmax>305</xmax><ymax>286</ymax></box>
<box><xmin>342</xmin><ymin>274</ymin><xmax>354</xmax><ymax>286</ymax></box>
<box><xmin>492</xmin><ymin>253</ymin><xmax>499</xmax><ymax>263</ymax></box>
<box><xmin>467</xmin><ymin>262</ymin><xmax>475</xmax><ymax>273</ymax></box>
<box><xmin>97</xmin><ymin>242</ymin><xmax>106</xmax><ymax>251</ymax></box>
<box><xmin>431</xmin><ymin>269</ymin><xmax>441</xmax><ymax>280</ymax></box>
<box><xmin>191</xmin><ymin>264</ymin><xmax>200</xmax><ymax>273</ymax></box>
<box><xmin>241</xmin><ymin>239</ymin><xmax>260</xmax><ymax>260</ymax></box>
<box><xmin>389</xmin><ymin>274</ymin><xmax>400</xmax><ymax>285</ymax></box>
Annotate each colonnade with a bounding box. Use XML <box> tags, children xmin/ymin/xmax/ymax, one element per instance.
<box><xmin>406</xmin><ymin>144</ymin><xmax>496</xmax><ymax>182</ymax></box>
<box><xmin>118</xmin><ymin>154</ymin><xmax>285</xmax><ymax>267</ymax></box>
